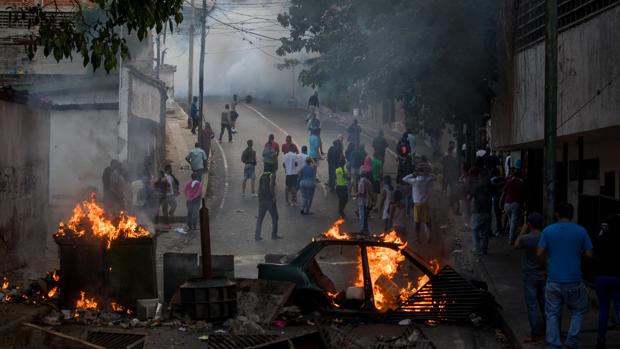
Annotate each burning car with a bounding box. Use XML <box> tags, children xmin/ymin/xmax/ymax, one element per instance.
<box><xmin>258</xmin><ymin>220</ymin><xmax>497</xmax><ymax>322</ymax></box>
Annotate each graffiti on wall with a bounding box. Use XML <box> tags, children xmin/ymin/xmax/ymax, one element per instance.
<box><xmin>0</xmin><ymin>166</ymin><xmax>37</xmax><ymax>199</ymax></box>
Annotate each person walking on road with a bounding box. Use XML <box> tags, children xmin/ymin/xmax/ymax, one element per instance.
<box><xmin>230</xmin><ymin>97</ymin><xmax>239</xmax><ymax>134</ymax></box>
<box><xmin>308</xmin><ymin>132</ymin><xmax>321</xmax><ymax>165</ymax></box>
<box><xmin>515</xmin><ymin>212</ymin><xmax>546</xmax><ymax>344</ymax></box>
<box><xmin>347</xmin><ymin>119</ymin><xmax>362</xmax><ymax>147</ymax></box>
<box><xmin>218</xmin><ymin>104</ymin><xmax>233</xmax><ymax>143</ymax></box>
<box><xmin>357</xmin><ymin>171</ymin><xmax>373</xmax><ymax>234</ymax></box>
<box><xmin>402</xmin><ymin>167</ymin><xmax>436</xmax><ymax>243</ymax></box>
<box><xmin>537</xmin><ymin>202</ymin><xmax>593</xmax><ymax>349</ymax></box>
<box><xmin>283</xmin><ymin>145</ymin><xmax>299</xmax><ymax>206</ymax></box>
<box><xmin>372</xmin><ymin>130</ymin><xmax>388</xmax><ymax>163</ymax></box>
<box><xmin>190</xmin><ymin>96</ymin><xmax>199</xmax><ymax>134</ymax></box>
<box><xmin>298</xmin><ymin>157</ymin><xmax>317</xmax><ymax>215</ymax></box>
<box><xmin>335</xmin><ymin>159</ymin><xmax>349</xmax><ymax>218</ymax></box>
<box><xmin>185</xmin><ymin>142</ymin><xmax>208</xmax><ymax>181</ymax></box>
<box><xmin>442</xmin><ymin>140</ymin><xmax>461</xmax><ymax>214</ymax></box>
<box><xmin>593</xmin><ymin>214</ymin><xmax>620</xmax><ymax>349</ymax></box>
<box><xmin>327</xmin><ymin>139</ymin><xmax>343</xmax><ymax>192</ymax></box>
<box><xmin>306</xmin><ymin>91</ymin><xmax>320</xmax><ymax>122</ymax></box>
<box><xmin>468</xmin><ymin>169</ymin><xmax>493</xmax><ymax>255</ymax></box>
<box><xmin>378</xmin><ymin>175</ymin><xmax>394</xmax><ymax>232</ymax></box>
<box><xmin>308</xmin><ymin>114</ymin><xmax>324</xmax><ymax>156</ymax></box>
<box><xmin>184</xmin><ymin>172</ymin><xmax>203</xmax><ymax>231</ymax></box>
<box><xmin>502</xmin><ymin>169</ymin><xmax>527</xmax><ymax>244</ymax></box>
<box><xmin>255</xmin><ymin>171</ymin><xmax>281</xmax><ymax>240</ymax></box>
<box><xmin>241</xmin><ymin>139</ymin><xmax>257</xmax><ymax>197</ymax></box>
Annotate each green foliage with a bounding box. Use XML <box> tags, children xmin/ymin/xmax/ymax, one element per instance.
<box><xmin>20</xmin><ymin>0</ymin><xmax>184</xmax><ymax>73</ymax></box>
<box><xmin>277</xmin><ymin>0</ymin><xmax>499</xmax><ymax>129</ymax></box>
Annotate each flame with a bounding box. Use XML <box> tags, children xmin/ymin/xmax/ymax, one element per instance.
<box><xmin>76</xmin><ymin>291</ymin><xmax>98</xmax><ymax>310</ymax></box>
<box><xmin>52</xmin><ymin>271</ymin><xmax>60</xmax><ymax>282</ymax></box>
<box><xmin>111</xmin><ymin>302</ymin><xmax>133</xmax><ymax>315</ymax></box>
<box><xmin>1</xmin><ymin>277</ymin><xmax>8</xmax><ymax>290</ymax></box>
<box><xmin>320</xmin><ymin>221</ymin><xmax>438</xmax><ymax>312</ymax></box>
<box><xmin>47</xmin><ymin>287</ymin><xmax>58</xmax><ymax>298</ymax></box>
<box><xmin>55</xmin><ymin>193</ymin><xmax>150</xmax><ymax>249</ymax></box>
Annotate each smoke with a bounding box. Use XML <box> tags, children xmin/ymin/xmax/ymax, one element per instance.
<box><xmin>164</xmin><ymin>0</ymin><xmax>314</xmax><ymax>105</ymax></box>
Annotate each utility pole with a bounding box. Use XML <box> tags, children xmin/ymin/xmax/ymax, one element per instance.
<box><xmin>197</xmin><ymin>0</ymin><xmax>208</xmax><ymax>140</ymax></box>
<box><xmin>188</xmin><ymin>0</ymin><xmax>195</xmax><ymax>106</ymax></box>
<box><xmin>544</xmin><ymin>0</ymin><xmax>558</xmax><ymax>223</ymax></box>
<box><xmin>155</xmin><ymin>33</ymin><xmax>161</xmax><ymax>79</ymax></box>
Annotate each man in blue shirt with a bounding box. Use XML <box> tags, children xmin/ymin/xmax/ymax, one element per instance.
<box><xmin>537</xmin><ymin>202</ymin><xmax>593</xmax><ymax>349</ymax></box>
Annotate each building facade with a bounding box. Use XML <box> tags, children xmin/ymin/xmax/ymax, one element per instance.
<box><xmin>492</xmin><ymin>0</ymin><xmax>620</xmax><ymax>230</ymax></box>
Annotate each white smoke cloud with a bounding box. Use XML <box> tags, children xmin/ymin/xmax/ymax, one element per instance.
<box><xmin>163</xmin><ymin>0</ymin><xmax>313</xmax><ymax>106</ymax></box>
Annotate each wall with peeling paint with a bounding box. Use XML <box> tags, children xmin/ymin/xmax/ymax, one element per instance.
<box><xmin>0</xmin><ymin>98</ymin><xmax>50</xmax><ymax>275</ymax></box>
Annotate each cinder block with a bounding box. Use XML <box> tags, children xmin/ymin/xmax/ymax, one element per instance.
<box><xmin>136</xmin><ymin>298</ymin><xmax>159</xmax><ymax>320</ymax></box>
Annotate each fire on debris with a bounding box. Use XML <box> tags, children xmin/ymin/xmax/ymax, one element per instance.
<box><xmin>321</xmin><ymin>220</ymin><xmax>441</xmax><ymax>312</ymax></box>
<box><xmin>54</xmin><ymin>193</ymin><xmax>150</xmax><ymax>249</ymax></box>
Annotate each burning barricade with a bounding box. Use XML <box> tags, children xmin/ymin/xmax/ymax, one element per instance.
<box><xmin>52</xmin><ymin>193</ymin><xmax>157</xmax><ymax>314</ymax></box>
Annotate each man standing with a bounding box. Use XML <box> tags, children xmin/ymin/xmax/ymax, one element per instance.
<box><xmin>185</xmin><ymin>142</ymin><xmax>208</xmax><ymax>181</ymax></box>
<box><xmin>515</xmin><ymin>212</ymin><xmax>546</xmax><ymax>344</ymax></box>
<box><xmin>357</xmin><ymin>171</ymin><xmax>373</xmax><ymax>233</ymax></box>
<box><xmin>255</xmin><ymin>171</ymin><xmax>281</xmax><ymax>240</ymax></box>
<box><xmin>281</xmin><ymin>135</ymin><xmax>297</xmax><ymax>155</ymax></box>
<box><xmin>190</xmin><ymin>96</ymin><xmax>199</xmax><ymax>134</ymax></box>
<box><xmin>335</xmin><ymin>159</ymin><xmax>349</xmax><ymax>218</ymax></box>
<box><xmin>157</xmin><ymin>165</ymin><xmax>179</xmax><ymax>227</ymax></box>
<box><xmin>306</xmin><ymin>91</ymin><xmax>319</xmax><ymax>122</ymax></box>
<box><xmin>327</xmin><ymin>139</ymin><xmax>343</xmax><ymax>192</ymax></box>
<box><xmin>372</xmin><ymin>130</ymin><xmax>388</xmax><ymax>163</ymax></box>
<box><xmin>308</xmin><ymin>132</ymin><xmax>321</xmax><ymax>165</ymax></box>
<box><xmin>469</xmin><ymin>170</ymin><xmax>493</xmax><ymax>255</ymax></box>
<box><xmin>282</xmin><ymin>145</ymin><xmax>299</xmax><ymax>206</ymax></box>
<box><xmin>230</xmin><ymin>97</ymin><xmax>239</xmax><ymax>134</ymax></box>
<box><xmin>406</xmin><ymin>129</ymin><xmax>417</xmax><ymax>159</ymax></box>
<box><xmin>537</xmin><ymin>202</ymin><xmax>593</xmax><ymax>349</ymax></box>
<box><xmin>219</xmin><ymin>104</ymin><xmax>233</xmax><ymax>143</ymax></box>
<box><xmin>241</xmin><ymin>140</ymin><xmax>257</xmax><ymax>197</ymax></box>
<box><xmin>402</xmin><ymin>168</ymin><xmax>436</xmax><ymax>243</ymax></box>
<box><xmin>502</xmin><ymin>169</ymin><xmax>527</xmax><ymax>244</ymax></box>
<box><xmin>308</xmin><ymin>114</ymin><xmax>324</xmax><ymax>156</ymax></box>
<box><xmin>263</xmin><ymin>134</ymin><xmax>279</xmax><ymax>176</ymax></box>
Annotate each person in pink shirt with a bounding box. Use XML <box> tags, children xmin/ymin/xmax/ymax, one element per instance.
<box><xmin>184</xmin><ymin>172</ymin><xmax>203</xmax><ymax>231</ymax></box>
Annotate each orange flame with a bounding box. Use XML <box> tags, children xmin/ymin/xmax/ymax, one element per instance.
<box><xmin>52</xmin><ymin>271</ymin><xmax>60</xmax><ymax>282</ymax></box>
<box><xmin>1</xmin><ymin>277</ymin><xmax>8</xmax><ymax>290</ymax></box>
<box><xmin>76</xmin><ymin>291</ymin><xmax>98</xmax><ymax>310</ymax></box>
<box><xmin>55</xmin><ymin>193</ymin><xmax>150</xmax><ymax>249</ymax></box>
<box><xmin>320</xmin><ymin>221</ymin><xmax>438</xmax><ymax>312</ymax></box>
<box><xmin>47</xmin><ymin>287</ymin><xmax>58</xmax><ymax>298</ymax></box>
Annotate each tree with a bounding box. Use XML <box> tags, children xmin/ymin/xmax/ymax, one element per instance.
<box><xmin>16</xmin><ymin>0</ymin><xmax>184</xmax><ymax>72</ymax></box>
<box><xmin>277</xmin><ymin>0</ymin><xmax>499</xmax><ymax>150</ymax></box>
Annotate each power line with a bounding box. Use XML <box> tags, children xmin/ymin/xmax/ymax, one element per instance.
<box><xmin>556</xmin><ymin>70</ymin><xmax>620</xmax><ymax>131</ymax></box>
<box><xmin>207</xmin><ymin>11</ymin><xmax>283</xmax><ymax>41</ymax></box>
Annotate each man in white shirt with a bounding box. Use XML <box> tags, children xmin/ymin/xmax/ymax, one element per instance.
<box><xmin>403</xmin><ymin>168</ymin><xmax>436</xmax><ymax>243</ymax></box>
<box><xmin>283</xmin><ymin>145</ymin><xmax>299</xmax><ymax>206</ymax></box>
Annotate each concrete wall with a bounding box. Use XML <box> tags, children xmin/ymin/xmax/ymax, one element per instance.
<box><xmin>48</xmin><ymin>109</ymin><xmax>119</xmax><ymax>204</ymax></box>
<box><xmin>492</xmin><ymin>5</ymin><xmax>620</xmax><ymax>147</ymax></box>
<box><xmin>0</xmin><ymin>98</ymin><xmax>50</xmax><ymax>274</ymax></box>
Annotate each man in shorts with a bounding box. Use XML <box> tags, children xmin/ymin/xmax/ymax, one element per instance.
<box><xmin>402</xmin><ymin>167</ymin><xmax>436</xmax><ymax>243</ymax></box>
<box><xmin>241</xmin><ymin>139</ymin><xmax>257</xmax><ymax>197</ymax></box>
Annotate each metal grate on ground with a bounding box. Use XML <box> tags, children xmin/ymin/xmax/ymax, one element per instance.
<box><xmin>86</xmin><ymin>330</ymin><xmax>145</xmax><ymax>349</ymax></box>
<box><xmin>374</xmin><ymin>325</ymin><xmax>436</xmax><ymax>349</ymax></box>
<box><xmin>205</xmin><ymin>334</ymin><xmax>280</xmax><ymax>349</ymax></box>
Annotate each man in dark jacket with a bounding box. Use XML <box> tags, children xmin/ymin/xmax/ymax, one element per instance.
<box><xmin>327</xmin><ymin>139</ymin><xmax>343</xmax><ymax>192</ymax></box>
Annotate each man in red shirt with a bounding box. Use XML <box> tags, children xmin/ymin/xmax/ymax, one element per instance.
<box><xmin>281</xmin><ymin>135</ymin><xmax>297</xmax><ymax>154</ymax></box>
<box><xmin>502</xmin><ymin>169</ymin><xmax>527</xmax><ymax>245</ymax></box>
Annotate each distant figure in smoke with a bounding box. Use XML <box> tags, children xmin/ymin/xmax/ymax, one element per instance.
<box><xmin>327</xmin><ymin>139</ymin><xmax>344</xmax><ymax>192</ymax></box>
<box><xmin>190</xmin><ymin>96</ymin><xmax>199</xmax><ymax>134</ymax></box>
<box><xmin>230</xmin><ymin>96</ymin><xmax>239</xmax><ymax>134</ymax></box>
<box><xmin>442</xmin><ymin>140</ymin><xmax>461</xmax><ymax>214</ymax></box>
<box><xmin>389</xmin><ymin>190</ymin><xmax>407</xmax><ymax>239</ymax></box>
<box><xmin>308</xmin><ymin>113</ymin><xmax>324</xmax><ymax>155</ymax></box>
<box><xmin>406</xmin><ymin>129</ymin><xmax>417</xmax><ymax>159</ymax></box>
<box><xmin>156</xmin><ymin>165</ymin><xmax>179</xmax><ymax>227</ymax></box>
<box><xmin>306</xmin><ymin>91</ymin><xmax>319</xmax><ymax>122</ymax></box>
<box><xmin>218</xmin><ymin>104</ymin><xmax>233</xmax><ymax>143</ymax></box>
<box><xmin>347</xmin><ymin>119</ymin><xmax>362</xmax><ymax>147</ymax></box>
<box><xmin>357</xmin><ymin>171</ymin><xmax>373</xmax><ymax>234</ymax></box>
<box><xmin>137</xmin><ymin>176</ymin><xmax>158</xmax><ymax>224</ymax></box>
<box><xmin>468</xmin><ymin>168</ymin><xmax>493</xmax><ymax>255</ymax></box>
<box><xmin>184</xmin><ymin>172</ymin><xmax>203</xmax><ymax>231</ymax></box>
<box><xmin>255</xmin><ymin>170</ymin><xmax>281</xmax><ymax>240</ymax></box>
<box><xmin>372</xmin><ymin>130</ymin><xmax>388</xmax><ymax>163</ymax></box>
<box><xmin>102</xmin><ymin>160</ymin><xmax>127</xmax><ymax>213</ymax></box>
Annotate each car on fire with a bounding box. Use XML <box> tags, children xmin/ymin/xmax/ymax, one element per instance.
<box><xmin>258</xmin><ymin>228</ymin><xmax>497</xmax><ymax>322</ymax></box>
